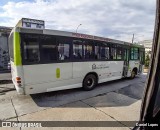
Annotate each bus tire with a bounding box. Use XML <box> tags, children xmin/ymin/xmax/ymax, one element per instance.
<box><xmin>83</xmin><ymin>74</ymin><xmax>97</xmax><ymax>91</ymax></box>
<box><xmin>130</xmin><ymin>70</ymin><xmax>136</xmax><ymax>79</ymax></box>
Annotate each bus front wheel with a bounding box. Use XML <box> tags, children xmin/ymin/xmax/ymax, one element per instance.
<box><xmin>83</xmin><ymin>74</ymin><xmax>97</xmax><ymax>91</ymax></box>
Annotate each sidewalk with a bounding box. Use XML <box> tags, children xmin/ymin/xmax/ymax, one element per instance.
<box><xmin>0</xmin><ymin>75</ymin><xmax>146</xmax><ymax>130</ymax></box>
<box><xmin>0</xmin><ymin>83</ymin><xmax>15</xmax><ymax>94</ymax></box>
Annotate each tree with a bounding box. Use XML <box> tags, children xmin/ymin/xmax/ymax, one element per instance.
<box><xmin>145</xmin><ymin>54</ymin><xmax>150</xmax><ymax>68</ymax></box>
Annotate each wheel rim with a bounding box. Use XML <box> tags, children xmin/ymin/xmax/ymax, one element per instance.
<box><xmin>86</xmin><ymin>78</ymin><xmax>94</xmax><ymax>88</ymax></box>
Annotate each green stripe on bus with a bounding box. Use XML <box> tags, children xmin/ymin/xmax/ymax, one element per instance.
<box><xmin>14</xmin><ymin>32</ymin><xmax>22</xmax><ymax>66</ymax></box>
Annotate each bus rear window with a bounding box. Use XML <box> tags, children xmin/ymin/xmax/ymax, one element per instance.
<box><xmin>9</xmin><ymin>32</ymin><xmax>14</xmax><ymax>61</ymax></box>
<box><xmin>22</xmin><ymin>34</ymin><xmax>40</xmax><ymax>63</ymax></box>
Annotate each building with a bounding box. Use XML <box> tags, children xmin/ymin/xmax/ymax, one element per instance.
<box><xmin>138</xmin><ymin>40</ymin><xmax>152</xmax><ymax>57</ymax></box>
<box><xmin>0</xmin><ymin>26</ymin><xmax>12</xmax><ymax>71</ymax></box>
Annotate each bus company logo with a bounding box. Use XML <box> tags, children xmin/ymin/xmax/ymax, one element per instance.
<box><xmin>92</xmin><ymin>64</ymin><xmax>96</xmax><ymax>70</ymax></box>
<box><xmin>92</xmin><ymin>64</ymin><xmax>109</xmax><ymax>70</ymax></box>
<box><xmin>2</xmin><ymin>122</ymin><xmax>11</xmax><ymax>127</ymax></box>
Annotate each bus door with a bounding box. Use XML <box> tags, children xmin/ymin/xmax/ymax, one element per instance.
<box><xmin>123</xmin><ymin>47</ymin><xmax>129</xmax><ymax>77</ymax></box>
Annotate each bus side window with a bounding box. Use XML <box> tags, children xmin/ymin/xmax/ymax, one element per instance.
<box><xmin>58</xmin><ymin>43</ymin><xmax>70</xmax><ymax>60</ymax></box>
<box><xmin>73</xmin><ymin>40</ymin><xmax>83</xmax><ymax>60</ymax></box>
<box><xmin>110</xmin><ymin>45</ymin><xmax>117</xmax><ymax>60</ymax></box>
<box><xmin>56</xmin><ymin>37</ymin><xmax>70</xmax><ymax>61</ymax></box>
<box><xmin>95</xmin><ymin>41</ymin><xmax>110</xmax><ymax>60</ymax></box>
<box><xmin>83</xmin><ymin>40</ymin><xmax>94</xmax><ymax>60</ymax></box>
<box><xmin>95</xmin><ymin>45</ymin><xmax>100</xmax><ymax>59</ymax></box>
<box><xmin>41</xmin><ymin>35</ymin><xmax>57</xmax><ymax>62</ymax></box>
<box><xmin>117</xmin><ymin>45</ymin><xmax>122</xmax><ymax>60</ymax></box>
<box><xmin>134</xmin><ymin>48</ymin><xmax>139</xmax><ymax>60</ymax></box>
<box><xmin>130</xmin><ymin>47</ymin><xmax>139</xmax><ymax>60</ymax></box>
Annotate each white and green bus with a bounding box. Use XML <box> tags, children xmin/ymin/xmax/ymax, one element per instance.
<box><xmin>9</xmin><ymin>27</ymin><xmax>145</xmax><ymax>94</ymax></box>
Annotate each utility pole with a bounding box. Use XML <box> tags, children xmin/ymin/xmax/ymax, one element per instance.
<box><xmin>132</xmin><ymin>33</ymin><xmax>134</xmax><ymax>44</ymax></box>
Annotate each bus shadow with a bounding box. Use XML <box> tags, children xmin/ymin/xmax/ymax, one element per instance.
<box><xmin>30</xmin><ymin>76</ymin><xmax>145</xmax><ymax>108</ymax></box>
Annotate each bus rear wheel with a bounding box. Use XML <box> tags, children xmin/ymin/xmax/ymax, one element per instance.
<box><xmin>83</xmin><ymin>74</ymin><xmax>97</xmax><ymax>91</ymax></box>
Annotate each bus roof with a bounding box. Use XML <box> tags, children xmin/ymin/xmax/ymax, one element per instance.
<box><xmin>14</xmin><ymin>27</ymin><xmax>144</xmax><ymax>48</ymax></box>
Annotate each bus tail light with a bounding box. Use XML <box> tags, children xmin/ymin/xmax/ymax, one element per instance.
<box><xmin>17</xmin><ymin>81</ymin><xmax>21</xmax><ymax>84</ymax></box>
<box><xmin>16</xmin><ymin>77</ymin><xmax>22</xmax><ymax>87</ymax></box>
<box><xmin>16</xmin><ymin>77</ymin><xmax>21</xmax><ymax>81</ymax></box>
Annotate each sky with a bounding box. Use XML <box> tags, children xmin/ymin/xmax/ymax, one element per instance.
<box><xmin>0</xmin><ymin>0</ymin><xmax>156</xmax><ymax>43</ymax></box>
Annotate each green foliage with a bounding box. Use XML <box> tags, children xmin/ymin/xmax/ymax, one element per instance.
<box><xmin>145</xmin><ymin>54</ymin><xmax>150</xmax><ymax>68</ymax></box>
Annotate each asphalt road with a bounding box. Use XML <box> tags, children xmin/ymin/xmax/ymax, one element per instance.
<box><xmin>0</xmin><ymin>74</ymin><xmax>147</xmax><ymax>130</ymax></box>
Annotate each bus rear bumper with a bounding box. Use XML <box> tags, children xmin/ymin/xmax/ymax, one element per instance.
<box><xmin>13</xmin><ymin>80</ymin><xmax>25</xmax><ymax>94</ymax></box>
<box><xmin>14</xmin><ymin>85</ymin><xmax>25</xmax><ymax>94</ymax></box>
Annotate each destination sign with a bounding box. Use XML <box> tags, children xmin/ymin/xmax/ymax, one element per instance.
<box><xmin>72</xmin><ymin>33</ymin><xmax>111</xmax><ymax>42</ymax></box>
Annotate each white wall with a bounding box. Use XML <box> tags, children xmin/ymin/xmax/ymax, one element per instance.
<box><xmin>0</xmin><ymin>35</ymin><xmax>9</xmax><ymax>70</ymax></box>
